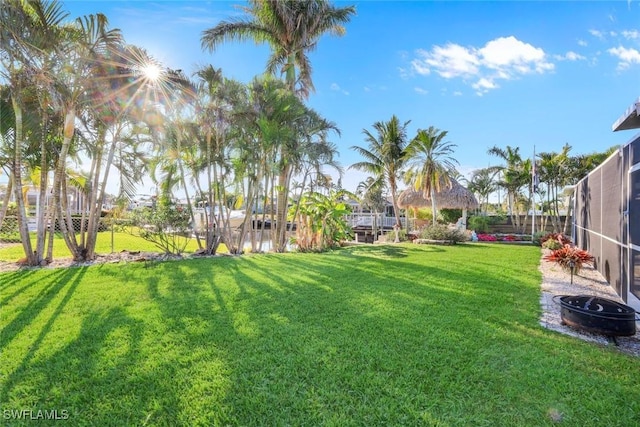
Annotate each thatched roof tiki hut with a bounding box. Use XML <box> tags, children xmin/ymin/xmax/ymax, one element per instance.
<box><xmin>398</xmin><ymin>178</ymin><xmax>479</xmax><ymax>229</ymax></box>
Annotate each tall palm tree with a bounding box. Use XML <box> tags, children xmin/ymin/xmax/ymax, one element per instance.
<box><xmin>404</xmin><ymin>126</ymin><xmax>459</xmax><ymax>226</ymax></box>
<box><xmin>0</xmin><ymin>0</ymin><xmax>70</xmax><ymax>265</ymax></box>
<box><xmin>487</xmin><ymin>145</ymin><xmax>532</xmax><ymax>231</ymax></box>
<box><xmin>538</xmin><ymin>144</ymin><xmax>571</xmax><ymax>232</ymax></box>
<box><xmin>193</xmin><ymin>65</ymin><xmax>248</xmax><ymax>254</ymax></box>
<box><xmin>46</xmin><ymin>13</ymin><xmax>123</xmax><ymax>261</ymax></box>
<box><xmin>201</xmin><ymin>0</ymin><xmax>355</xmax><ymax>251</ymax></box>
<box><xmin>201</xmin><ymin>0</ymin><xmax>355</xmax><ymax>98</ymax></box>
<box><xmin>350</xmin><ymin>115</ymin><xmax>410</xmax><ymax>242</ymax></box>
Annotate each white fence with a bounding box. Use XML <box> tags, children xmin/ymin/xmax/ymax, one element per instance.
<box><xmin>344</xmin><ymin>213</ymin><xmax>406</xmax><ymax>229</ymax></box>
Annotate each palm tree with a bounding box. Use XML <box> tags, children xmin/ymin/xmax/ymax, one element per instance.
<box><xmin>46</xmin><ymin>13</ymin><xmax>123</xmax><ymax>261</ymax></box>
<box><xmin>0</xmin><ymin>0</ymin><xmax>71</xmax><ymax>265</ymax></box>
<box><xmin>468</xmin><ymin>168</ymin><xmax>497</xmax><ymax>214</ymax></box>
<box><xmin>193</xmin><ymin>66</ymin><xmax>248</xmax><ymax>254</ymax></box>
<box><xmin>404</xmin><ymin>126</ymin><xmax>459</xmax><ymax>226</ymax></box>
<box><xmin>201</xmin><ymin>0</ymin><xmax>355</xmax><ymax>98</ymax></box>
<box><xmin>201</xmin><ymin>0</ymin><xmax>355</xmax><ymax>251</ymax></box>
<box><xmin>350</xmin><ymin>115</ymin><xmax>410</xmax><ymax>242</ymax></box>
<box><xmin>356</xmin><ymin>176</ymin><xmax>386</xmax><ymax>238</ymax></box>
<box><xmin>487</xmin><ymin>145</ymin><xmax>532</xmax><ymax>231</ymax></box>
<box><xmin>537</xmin><ymin>146</ymin><xmax>570</xmax><ymax>232</ymax></box>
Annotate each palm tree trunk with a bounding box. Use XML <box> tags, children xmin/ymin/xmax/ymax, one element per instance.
<box><xmin>85</xmin><ymin>126</ymin><xmax>106</xmax><ymax>260</ymax></box>
<box><xmin>389</xmin><ymin>184</ymin><xmax>401</xmax><ymax>243</ymax></box>
<box><xmin>430</xmin><ymin>186</ymin><xmax>437</xmax><ymax>227</ymax></box>
<box><xmin>274</xmin><ymin>166</ymin><xmax>290</xmax><ymax>252</ymax></box>
<box><xmin>11</xmin><ymin>97</ymin><xmax>36</xmax><ymax>265</ymax></box>
<box><xmin>34</xmin><ymin>111</ymin><xmax>50</xmax><ymax>264</ymax></box>
<box><xmin>0</xmin><ymin>174</ymin><xmax>13</xmax><ymax>227</ymax></box>
<box><xmin>53</xmin><ymin>108</ymin><xmax>82</xmax><ymax>260</ymax></box>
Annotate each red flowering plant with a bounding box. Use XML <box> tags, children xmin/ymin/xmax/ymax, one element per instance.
<box><xmin>543</xmin><ymin>244</ymin><xmax>594</xmax><ymax>273</ymax></box>
<box><xmin>477</xmin><ymin>234</ymin><xmax>497</xmax><ymax>241</ymax></box>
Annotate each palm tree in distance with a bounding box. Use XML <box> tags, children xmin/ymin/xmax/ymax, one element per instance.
<box><xmin>468</xmin><ymin>168</ymin><xmax>497</xmax><ymax>214</ymax></box>
<box><xmin>404</xmin><ymin>126</ymin><xmax>459</xmax><ymax>226</ymax></box>
<box><xmin>350</xmin><ymin>115</ymin><xmax>410</xmax><ymax>242</ymax></box>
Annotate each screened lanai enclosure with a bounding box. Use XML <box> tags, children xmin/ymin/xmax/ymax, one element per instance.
<box><xmin>573</xmin><ymin>99</ymin><xmax>640</xmax><ymax>311</ymax></box>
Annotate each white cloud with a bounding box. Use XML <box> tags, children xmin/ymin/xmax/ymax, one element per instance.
<box><xmin>414</xmin><ymin>87</ymin><xmax>428</xmax><ymax>95</ymax></box>
<box><xmin>410</xmin><ymin>36</ymin><xmax>553</xmax><ymax>95</ymax></box>
<box><xmin>589</xmin><ymin>29</ymin><xmax>605</xmax><ymax>39</ymax></box>
<box><xmin>577</xmin><ymin>39</ymin><xmax>588</xmax><ymax>47</ymax></box>
<box><xmin>479</xmin><ymin>36</ymin><xmax>549</xmax><ymax>71</ymax></box>
<box><xmin>554</xmin><ymin>51</ymin><xmax>587</xmax><ymax>61</ymax></box>
<box><xmin>622</xmin><ymin>30</ymin><xmax>640</xmax><ymax>39</ymax></box>
<box><xmin>608</xmin><ymin>46</ymin><xmax>640</xmax><ymax>70</ymax></box>
<box><xmin>453</xmin><ymin>91</ymin><xmax>463</xmax><ymax>96</ymax></box>
<box><xmin>412</xmin><ymin>44</ymin><xmax>479</xmax><ymax>79</ymax></box>
<box><xmin>472</xmin><ymin>78</ymin><xmax>499</xmax><ymax>95</ymax></box>
<box><xmin>330</xmin><ymin>83</ymin><xmax>349</xmax><ymax>95</ymax></box>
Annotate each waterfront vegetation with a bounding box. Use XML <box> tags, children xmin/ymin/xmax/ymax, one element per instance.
<box><xmin>2</xmin><ymin>244</ymin><xmax>638</xmax><ymax>426</ymax></box>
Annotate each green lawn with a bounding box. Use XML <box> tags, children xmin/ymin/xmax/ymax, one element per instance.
<box><xmin>0</xmin><ymin>231</ymin><xmax>220</xmax><ymax>262</ymax></box>
<box><xmin>1</xmin><ymin>244</ymin><xmax>638</xmax><ymax>426</ymax></box>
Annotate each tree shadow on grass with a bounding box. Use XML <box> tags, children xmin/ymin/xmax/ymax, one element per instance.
<box><xmin>0</xmin><ymin>270</ymin><xmax>53</xmax><ymax>306</ymax></box>
<box><xmin>0</xmin><ymin>269</ymin><xmax>43</xmax><ymax>292</ymax></box>
<box><xmin>0</xmin><ymin>267</ymin><xmax>86</xmax><ymax>353</ymax></box>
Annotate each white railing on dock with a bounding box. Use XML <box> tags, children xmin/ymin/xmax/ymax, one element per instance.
<box><xmin>344</xmin><ymin>213</ymin><xmax>406</xmax><ymax>229</ymax></box>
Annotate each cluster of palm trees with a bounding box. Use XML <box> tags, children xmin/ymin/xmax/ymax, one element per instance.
<box><xmin>1</xmin><ymin>0</ymin><xmax>357</xmax><ymax>265</ymax></box>
<box><xmin>351</xmin><ymin>116</ymin><xmax>459</xmax><ymax>242</ymax></box>
<box><xmin>468</xmin><ymin>143</ymin><xmax>615</xmax><ymax>233</ymax></box>
<box><xmin>349</xmin><ymin>120</ymin><xmax>615</xmax><ymax>239</ymax></box>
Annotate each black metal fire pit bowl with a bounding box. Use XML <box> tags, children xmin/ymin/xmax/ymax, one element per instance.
<box><xmin>557</xmin><ymin>295</ymin><xmax>637</xmax><ymax>337</ymax></box>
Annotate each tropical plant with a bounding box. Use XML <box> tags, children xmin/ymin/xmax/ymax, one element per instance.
<box><xmin>468</xmin><ymin>167</ymin><xmax>497</xmax><ymax>214</ymax></box>
<box><xmin>350</xmin><ymin>115</ymin><xmax>410</xmax><ymax>242</ymax></box>
<box><xmin>419</xmin><ymin>223</ymin><xmax>465</xmax><ymax>243</ymax></box>
<box><xmin>404</xmin><ymin>126</ymin><xmax>459</xmax><ymax>226</ymax></box>
<box><xmin>293</xmin><ymin>189</ymin><xmax>353</xmax><ymax>252</ymax></box>
<box><xmin>488</xmin><ymin>145</ymin><xmax>532</xmax><ymax>233</ymax></box>
<box><xmin>540</xmin><ymin>232</ymin><xmax>572</xmax><ymax>247</ymax></box>
<box><xmin>130</xmin><ymin>195</ymin><xmax>192</xmax><ymax>255</ymax></box>
<box><xmin>201</xmin><ymin>0</ymin><xmax>355</xmax><ymax>98</ymax></box>
<box><xmin>355</xmin><ymin>176</ymin><xmax>386</xmax><ymax>236</ymax></box>
<box><xmin>536</xmin><ymin>144</ymin><xmax>571</xmax><ymax>233</ymax></box>
<box><xmin>0</xmin><ymin>0</ymin><xmax>72</xmax><ymax>265</ymax></box>
<box><xmin>201</xmin><ymin>0</ymin><xmax>355</xmax><ymax>252</ymax></box>
<box><xmin>543</xmin><ymin>245</ymin><xmax>594</xmax><ymax>273</ymax></box>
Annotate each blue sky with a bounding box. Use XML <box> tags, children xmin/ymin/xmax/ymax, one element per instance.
<box><xmin>62</xmin><ymin>0</ymin><xmax>640</xmax><ymax>193</ymax></box>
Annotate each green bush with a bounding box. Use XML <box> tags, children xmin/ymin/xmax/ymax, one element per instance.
<box><xmin>532</xmin><ymin>231</ymin><xmax>547</xmax><ymax>246</ymax></box>
<box><xmin>130</xmin><ymin>198</ymin><xmax>192</xmax><ymax>254</ymax></box>
<box><xmin>542</xmin><ymin>239</ymin><xmax>563</xmax><ymax>250</ymax></box>
<box><xmin>382</xmin><ymin>228</ymin><xmax>409</xmax><ymax>242</ymax></box>
<box><xmin>439</xmin><ymin>208</ymin><xmax>462</xmax><ymax>224</ymax></box>
<box><xmin>420</xmin><ymin>224</ymin><xmax>466</xmax><ymax>243</ymax></box>
<box><xmin>468</xmin><ymin>215</ymin><xmax>490</xmax><ymax>232</ymax></box>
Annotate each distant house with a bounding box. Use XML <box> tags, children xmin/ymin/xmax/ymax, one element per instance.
<box><xmin>573</xmin><ymin>98</ymin><xmax>640</xmax><ymax>310</ymax></box>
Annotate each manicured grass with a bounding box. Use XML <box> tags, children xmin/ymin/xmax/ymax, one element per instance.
<box><xmin>0</xmin><ymin>232</ymin><xmax>215</xmax><ymax>262</ymax></box>
<box><xmin>1</xmin><ymin>244</ymin><xmax>638</xmax><ymax>426</ymax></box>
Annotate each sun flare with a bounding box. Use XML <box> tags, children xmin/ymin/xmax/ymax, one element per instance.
<box><xmin>141</xmin><ymin>63</ymin><xmax>162</xmax><ymax>82</ymax></box>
